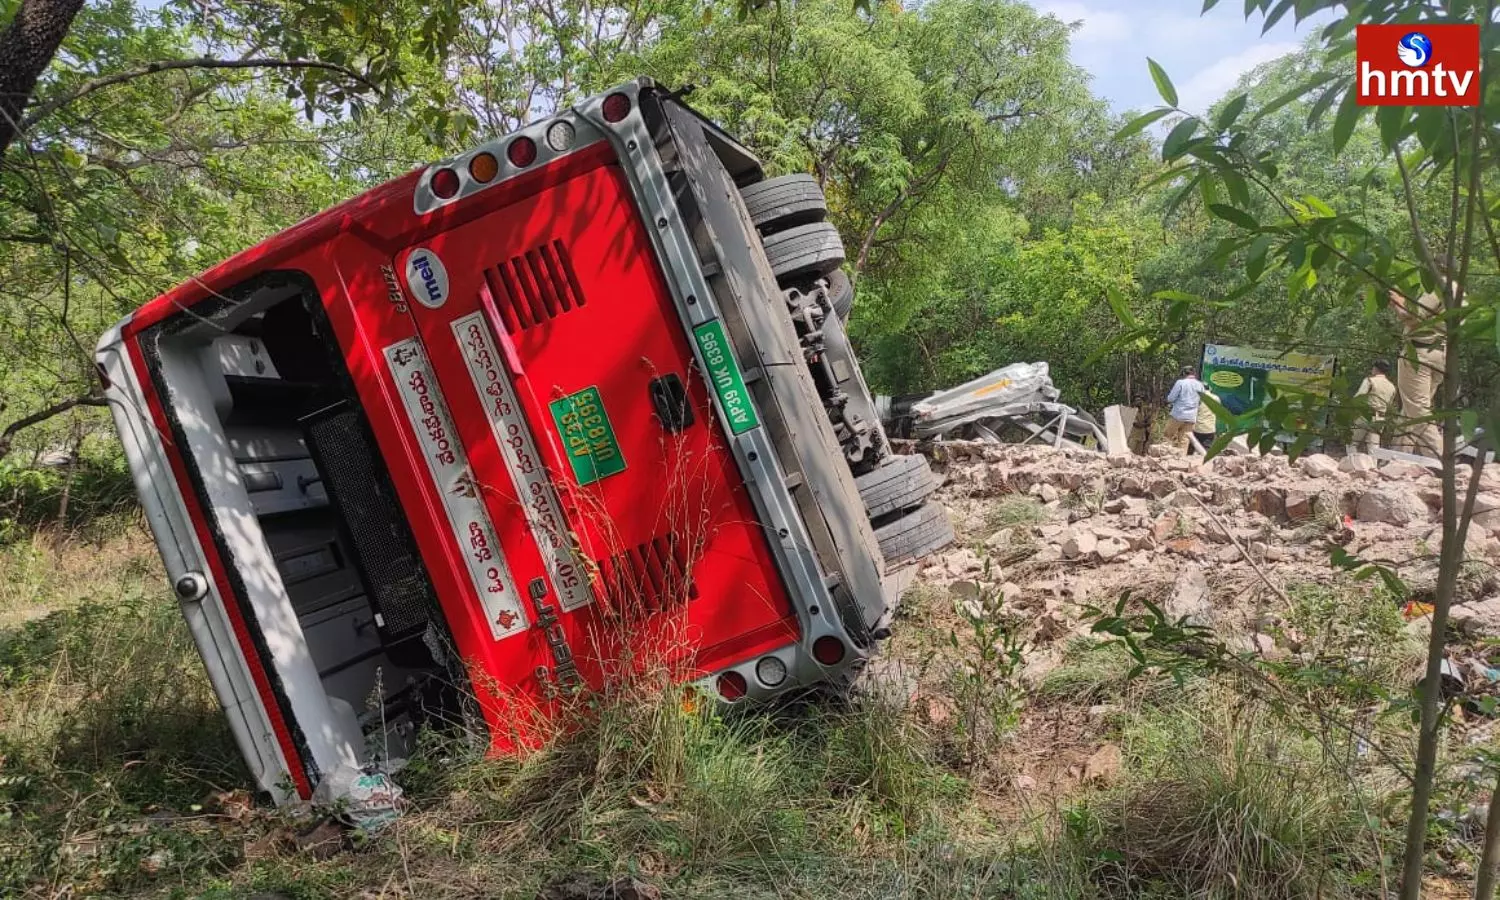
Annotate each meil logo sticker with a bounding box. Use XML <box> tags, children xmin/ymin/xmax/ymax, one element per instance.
<box><xmin>403</xmin><ymin>247</ymin><xmax>450</xmax><ymax>309</ymax></box>
<box><xmin>1357</xmin><ymin>24</ymin><xmax>1480</xmax><ymax>106</ymax></box>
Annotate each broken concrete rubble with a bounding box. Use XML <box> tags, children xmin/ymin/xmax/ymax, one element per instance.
<box><xmin>1166</xmin><ymin>565</ymin><xmax>1212</xmax><ymax>626</ymax></box>
<box><xmin>1357</xmin><ymin>486</ymin><xmax>1431</xmax><ymax>527</ymax></box>
<box><xmin>910</xmin><ymin>441</ymin><xmax>1500</xmax><ymax>681</ymax></box>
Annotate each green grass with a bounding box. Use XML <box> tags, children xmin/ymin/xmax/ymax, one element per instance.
<box><xmin>1054</xmin><ymin>686</ymin><xmax>1381</xmax><ymax>900</ymax></box>
<box><xmin>0</xmin><ymin>504</ymin><xmax>1453</xmax><ymax>898</ymax></box>
<box><xmin>984</xmin><ymin>496</ymin><xmax>1050</xmax><ymax>530</ymax></box>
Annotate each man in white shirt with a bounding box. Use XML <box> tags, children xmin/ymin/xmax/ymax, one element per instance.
<box><xmin>1164</xmin><ymin>366</ymin><xmax>1208</xmax><ymax>454</ymax></box>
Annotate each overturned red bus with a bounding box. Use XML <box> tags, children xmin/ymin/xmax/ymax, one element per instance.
<box><xmin>97</xmin><ymin>79</ymin><xmax>953</xmax><ymax>805</ymax></box>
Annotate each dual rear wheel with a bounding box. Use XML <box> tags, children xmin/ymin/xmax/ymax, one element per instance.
<box><xmin>740</xmin><ymin>174</ymin><xmax>953</xmax><ymax>565</ymax></box>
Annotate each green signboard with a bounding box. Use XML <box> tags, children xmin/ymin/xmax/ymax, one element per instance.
<box><xmin>548</xmin><ymin>386</ymin><xmax>626</xmax><ymax>485</ymax></box>
<box><xmin>693</xmin><ymin>319</ymin><xmax>760</xmax><ymax>435</ymax></box>
<box><xmin>1199</xmin><ymin>343</ymin><xmax>1338</xmax><ymax>425</ymax></box>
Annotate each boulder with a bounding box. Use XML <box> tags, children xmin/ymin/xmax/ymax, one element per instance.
<box><xmin>1451</xmin><ymin>596</ymin><xmax>1500</xmax><ymax>638</ymax></box>
<box><xmin>1298</xmin><ymin>454</ymin><xmax>1342</xmax><ymax>480</ymax></box>
<box><xmin>1118</xmin><ymin>474</ymin><xmax>1148</xmax><ymax>497</ymax></box>
<box><xmin>1165</xmin><ymin>564</ymin><xmax>1212</xmax><ymax>625</ymax></box>
<box><xmin>1164</xmin><ymin>489</ymin><xmax>1198</xmax><ymax>509</ymax></box>
<box><xmin>1149</xmin><ymin>477</ymin><xmax>1177</xmax><ymax>499</ymax></box>
<box><xmin>1380</xmin><ymin>460</ymin><xmax>1430</xmax><ymax>481</ymax></box>
<box><xmin>1247</xmin><ymin>487</ymin><xmax>1286</xmax><ymax>519</ymax></box>
<box><xmin>1097</xmin><ymin>537</ymin><xmax>1131</xmax><ymax>561</ymax></box>
<box><xmin>1284</xmin><ymin>489</ymin><xmax>1313</xmax><ymax>522</ymax></box>
<box><xmin>1152</xmin><ymin>512</ymin><xmax>1182</xmax><ymax>543</ymax></box>
<box><xmin>1340</xmin><ymin>453</ymin><xmax>1378</xmax><ymax>474</ymax></box>
<box><xmin>1356</xmin><ymin>486</ymin><xmax>1430</xmax><ymax>526</ymax></box>
<box><xmin>1061</xmin><ymin>529</ymin><xmax>1098</xmax><ymax>560</ymax></box>
<box><xmin>1084</xmin><ymin>744</ymin><xmax>1123</xmax><ymax>785</ymax></box>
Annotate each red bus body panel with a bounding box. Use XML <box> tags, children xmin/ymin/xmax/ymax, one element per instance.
<box><xmin>119</xmin><ymin>140</ymin><xmax>797</xmax><ymax>759</ymax></box>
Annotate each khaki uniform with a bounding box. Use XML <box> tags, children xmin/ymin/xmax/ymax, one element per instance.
<box><xmin>1352</xmin><ymin>373</ymin><xmax>1396</xmax><ymax>453</ymax></box>
<box><xmin>1392</xmin><ymin>289</ymin><xmax>1445</xmax><ymax>457</ymax></box>
<box><xmin>1164</xmin><ymin>417</ymin><xmax>1194</xmax><ymax>449</ymax></box>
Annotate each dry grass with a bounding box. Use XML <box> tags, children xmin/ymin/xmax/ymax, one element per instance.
<box><xmin>0</xmin><ymin>496</ymin><xmax>1461</xmax><ymax>899</ymax></box>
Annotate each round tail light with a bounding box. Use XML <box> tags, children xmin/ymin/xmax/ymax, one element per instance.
<box><xmin>755</xmin><ymin>655</ymin><xmax>787</xmax><ymax>687</ymax></box>
<box><xmin>468</xmin><ymin>151</ymin><xmax>499</xmax><ymax>183</ymax></box>
<box><xmin>429</xmin><ymin>167</ymin><xmax>460</xmax><ymax>199</ymax></box>
<box><xmin>601</xmin><ymin>92</ymin><xmax>632</xmax><ymax>123</ymax></box>
<box><xmin>507</xmin><ymin>136</ymin><xmax>537</xmax><ymax>168</ymax></box>
<box><xmin>546</xmin><ymin>120</ymin><xmax>577</xmax><ymax>151</ymax></box>
<box><xmin>716</xmin><ymin>671</ymin><xmax>748</xmax><ymax>701</ymax></box>
<box><xmin>812</xmin><ymin>636</ymin><xmax>846</xmax><ymax>666</ymax></box>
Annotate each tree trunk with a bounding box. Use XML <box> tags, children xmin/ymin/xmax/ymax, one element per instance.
<box><xmin>1475</xmin><ymin>770</ymin><xmax>1500</xmax><ymax>900</ymax></box>
<box><xmin>0</xmin><ymin>0</ymin><xmax>86</xmax><ymax>158</ymax></box>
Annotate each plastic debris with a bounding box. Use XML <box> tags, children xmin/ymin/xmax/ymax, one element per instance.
<box><xmin>313</xmin><ymin>765</ymin><xmax>404</xmax><ymax>831</ymax></box>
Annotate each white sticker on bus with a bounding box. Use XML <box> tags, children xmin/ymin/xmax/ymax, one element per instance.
<box><xmin>382</xmin><ymin>337</ymin><xmax>527</xmax><ymax>640</ymax></box>
<box><xmin>450</xmin><ymin>312</ymin><xmax>595</xmax><ymax>612</ymax></box>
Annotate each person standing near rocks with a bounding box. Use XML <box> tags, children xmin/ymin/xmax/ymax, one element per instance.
<box><xmin>1192</xmin><ymin>388</ymin><xmax>1220</xmax><ymax>454</ymax></box>
<box><xmin>1389</xmin><ymin>279</ymin><xmax>1447</xmax><ymax>457</ymax></box>
<box><xmin>1164</xmin><ymin>365</ymin><xmax>1207</xmax><ymax>454</ymax></box>
<box><xmin>1351</xmin><ymin>360</ymin><xmax>1396</xmax><ymax>454</ymax></box>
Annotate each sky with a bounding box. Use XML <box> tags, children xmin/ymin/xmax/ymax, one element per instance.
<box><xmin>1037</xmin><ymin>0</ymin><xmax>1336</xmax><ymax>116</ymax></box>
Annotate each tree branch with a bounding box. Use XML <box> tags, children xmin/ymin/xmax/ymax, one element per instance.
<box><xmin>20</xmin><ymin>57</ymin><xmax>379</xmax><ymax>131</ymax></box>
<box><xmin>0</xmin><ymin>393</ymin><xmax>107</xmax><ymax>459</ymax></box>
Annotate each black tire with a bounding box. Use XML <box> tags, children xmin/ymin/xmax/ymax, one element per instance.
<box><xmin>740</xmin><ymin>174</ymin><xmax>827</xmax><ymax>233</ymax></box>
<box><xmin>874</xmin><ymin>500</ymin><xmax>955</xmax><ymax>565</ymax></box>
<box><xmin>762</xmin><ymin>222</ymin><xmax>845</xmax><ymax>284</ymax></box>
<box><xmin>825</xmin><ymin>269</ymin><xmax>853</xmax><ymax>321</ymax></box>
<box><xmin>857</xmin><ymin>454</ymin><xmax>940</xmax><ymax>520</ymax></box>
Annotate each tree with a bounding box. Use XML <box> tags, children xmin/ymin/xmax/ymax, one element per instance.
<box><xmin>1115</xmin><ymin>3</ymin><xmax>1499</xmax><ymax>897</ymax></box>
<box><xmin>0</xmin><ymin>0</ymin><xmax>87</xmax><ymax>157</ymax></box>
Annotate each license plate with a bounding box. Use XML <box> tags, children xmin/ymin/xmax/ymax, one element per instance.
<box><xmin>549</xmin><ymin>386</ymin><xmax>627</xmax><ymax>485</ymax></box>
<box><xmin>693</xmin><ymin>319</ymin><xmax>759</xmax><ymax>435</ymax></box>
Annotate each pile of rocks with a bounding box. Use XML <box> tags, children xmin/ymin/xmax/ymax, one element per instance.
<box><xmin>912</xmin><ymin>442</ymin><xmax>1500</xmax><ymax>683</ymax></box>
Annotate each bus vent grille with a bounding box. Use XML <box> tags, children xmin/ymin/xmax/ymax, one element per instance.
<box><xmin>594</xmin><ymin>532</ymin><xmax>698</xmax><ymax>616</ymax></box>
<box><xmin>483</xmin><ymin>239</ymin><xmax>586</xmax><ymax>334</ymax></box>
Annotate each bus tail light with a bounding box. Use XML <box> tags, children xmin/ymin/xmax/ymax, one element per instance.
<box><xmin>468</xmin><ymin>152</ymin><xmax>499</xmax><ymax>183</ymax></box>
<box><xmin>602</xmin><ymin>92</ymin><xmax>631</xmax><ymax>123</ymax></box>
<box><xmin>716</xmin><ymin>671</ymin><xmax>747</xmax><ymax>701</ymax></box>
<box><xmin>507</xmin><ymin>137</ymin><xmax>537</xmax><ymax>168</ymax></box>
<box><xmin>430</xmin><ymin>167</ymin><xmax>460</xmax><ymax>199</ymax></box>
<box><xmin>812</xmin><ymin>636</ymin><xmax>845</xmax><ymax>666</ymax></box>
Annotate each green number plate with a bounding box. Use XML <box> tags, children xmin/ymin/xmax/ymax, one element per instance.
<box><xmin>693</xmin><ymin>319</ymin><xmax>760</xmax><ymax>435</ymax></box>
<box><xmin>548</xmin><ymin>386</ymin><xmax>627</xmax><ymax>485</ymax></box>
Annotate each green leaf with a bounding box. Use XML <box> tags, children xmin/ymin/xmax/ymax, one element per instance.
<box><xmin>1113</xmin><ymin>108</ymin><xmax>1172</xmax><ymax>142</ymax></box>
<box><xmin>1161</xmin><ymin>117</ymin><xmax>1199</xmax><ymax>160</ymax></box>
<box><xmin>1304</xmin><ymin>81</ymin><xmax>1341</xmax><ymax>129</ymax></box>
<box><xmin>1246</xmin><ymin>234</ymin><xmax>1273</xmax><ymax>280</ymax></box>
<box><xmin>1261</xmin><ymin>0</ymin><xmax>1294</xmax><ymax>34</ymax></box>
<box><xmin>1301</xmin><ymin>195</ymin><xmax>1333</xmax><ymax>217</ymax></box>
<box><xmin>1331</xmin><ymin>86</ymin><xmax>1366</xmax><ymax>153</ymax></box>
<box><xmin>1203</xmin><ymin>0</ymin><xmax>1222</xmax><ymax>10</ymax></box>
<box><xmin>1215</xmin><ymin>94</ymin><xmax>1248</xmax><ymax>131</ymax></box>
<box><xmin>1252</xmin><ymin>72</ymin><xmax>1337</xmax><ymax>125</ymax></box>
<box><xmin>1105</xmin><ymin>286</ymin><xmax>1139</xmax><ymax>329</ymax></box>
<box><xmin>1376</xmin><ymin>105</ymin><xmax>1408</xmax><ymax>150</ymax></box>
<box><xmin>1153</xmin><ymin>290</ymin><xmax>1203</xmax><ymax>303</ymax></box>
<box><xmin>1223</xmin><ymin>169</ymin><xmax>1251</xmax><ymax>207</ymax></box>
<box><xmin>1148</xmin><ymin>58</ymin><xmax>1179</xmax><ymax>107</ymax></box>
<box><xmin>1208</xmin><ymin>203</ymin><xmax>1260</xmax><ymax>230</ymax></box>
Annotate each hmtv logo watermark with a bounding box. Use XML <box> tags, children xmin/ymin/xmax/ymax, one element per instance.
<box><xmin>1357</xmin><ymin>24</ymin><xmax>1480</xmax><ymax>106</ymax></box>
